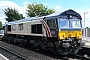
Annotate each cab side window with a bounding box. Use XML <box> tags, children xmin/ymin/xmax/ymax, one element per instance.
<box><xmin>47</xmin><ymin>19</ymin><xmax>57</xmax><ymax>28</ymax></box>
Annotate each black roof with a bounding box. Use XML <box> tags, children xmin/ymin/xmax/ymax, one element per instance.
<box><xmin>59</xmin><ymin>9</ymin><xmax>82</xmax><ymax>20</ymax></box>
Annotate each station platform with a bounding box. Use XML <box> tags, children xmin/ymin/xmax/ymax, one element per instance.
<box><xmin>0</xmin><ymin>54</ymin><xmax>9</xmax><ymax>60</ymax></box>
<box><xmin>80</xmin><ymin>37</ymin><xmax>90</xmax><ymax>48</ymax></box>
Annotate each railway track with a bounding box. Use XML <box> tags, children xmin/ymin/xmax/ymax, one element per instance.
<box><xmin>0</xmin><ymin>41</ymin><xmax>90</xmax><ymax>60</ymax></box>
<box><xmin>0</xmin><ymin>41</ymin><xmax>60</xmax><ymax>60</ymax></box>
<box><xmin>0</xmin><ymin>45</ymin><xmax>26</xmax><ymax>60</ymax></box>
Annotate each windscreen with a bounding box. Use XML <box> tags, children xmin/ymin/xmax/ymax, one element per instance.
<box><xmin>59</xmin><ymin>19</ymin><xmax>82</xmax><ymax>29</ymax></box>
<box><xmin>59</xmin><ymin>19</ymin><xmax>69</xmax><ymax>28</ymax></box>
<box><xmin>72</xmin><ymin>19</ymin><xmax>81</xmax><ymax>28</ymax></box>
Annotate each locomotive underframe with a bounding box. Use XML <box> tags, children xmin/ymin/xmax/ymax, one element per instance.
<box><xmin>2</xmin><ymin>33</ymin><xmax>81</xmax><ymax>55</ymax></box>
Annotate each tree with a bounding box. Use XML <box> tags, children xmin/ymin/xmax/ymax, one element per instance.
<box><xmin>0</xmin><ymin>22</ymin><xmax>3</xmax><ymax>29</ymax></box>
<box><xmin>26</xmin><ymin>3</ymin><xmax>55</xmax><ymax>17</ymax></box>
<box><xmin>3</xmin><ymin>7</ymin><xmax>25</xmax><ymax>22</ymax></box>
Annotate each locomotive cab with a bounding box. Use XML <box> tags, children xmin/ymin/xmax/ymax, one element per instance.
<box><xmin>58</xmin><ymin>9</ymin><xmax>82</xmax><ymax>41</ymax></box>
<box><xmin>56</xmin><ymin>9</ymin><xmax>82</xmax><ymax>55</ymax></box>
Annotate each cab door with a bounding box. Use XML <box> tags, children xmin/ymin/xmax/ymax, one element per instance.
<box><xmin>46</xmin><ymin>18</ymin><xmax>58</xmax><ymax>39</ymax></box>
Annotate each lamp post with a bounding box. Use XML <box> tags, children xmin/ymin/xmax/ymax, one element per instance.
<box><xmin>83</xmin><ymin>12</ymin><xmax>85</xmax><ymax>40</ymax></box>
<box><xmin>83</xmin><ymin>12</ymin><xmax>88</xmax><ymax>40</ymax></box>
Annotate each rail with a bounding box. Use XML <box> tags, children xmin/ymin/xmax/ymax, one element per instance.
<box><xmin>0</xmin><ymin>46</ymin><xmax>27</xmax><ymax>60</ymax></box>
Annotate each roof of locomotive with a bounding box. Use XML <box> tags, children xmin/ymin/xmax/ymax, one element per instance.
<box><xmin>44</xmin><ymin>9</ymin><xmax>82</xmax><ymax>20</ymax></box>
<box><xmin>4</xmin><ymin>11</ymin><xmax>61</xmax><ymax>25</ymax></box>
<box><xmin>4</xmin><ymin>9</ymin><xmax>82</xmax><ymax>25</ymax></box>
<box><xmin>60</xmin><ymin>9</ymin><xmax>82</xmax><ymax>20</ymax></box>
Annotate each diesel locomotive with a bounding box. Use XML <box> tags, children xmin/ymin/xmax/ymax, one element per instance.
<box><xmin>3</xmin><ymin>9</ymin><xmax>83</xmax><ymax>55</ymax></box>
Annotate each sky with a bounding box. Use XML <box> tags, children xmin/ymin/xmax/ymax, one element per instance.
<box><xmin>0</xmin><ymin>0</ymin><xmax>90</xmax><ymax>27</ymax></box>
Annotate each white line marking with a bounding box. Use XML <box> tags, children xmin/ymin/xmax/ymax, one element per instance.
<box><xmin>0</xmin><ymin>53</ymin><xmax>9</xmax><ymax>60</ymax></box>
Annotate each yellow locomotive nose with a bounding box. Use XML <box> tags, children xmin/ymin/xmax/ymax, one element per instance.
<box><xmin>69</xmin><ymin>33</ymin><xmax>72</xmax><ymax>37</ymax></box>
<box><xmin>76</xmin><ymin>32</ymin><xmax>82</xmax><ymax>39</ymax></box>
<box><xmin>58</xmin><ymin>30</ymin><xmax>82</xmax><ymax>40</ymax></box>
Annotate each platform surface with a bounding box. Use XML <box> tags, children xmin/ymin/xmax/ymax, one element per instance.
<box><xmin>0</xmin><ymin>54</ymin><xmax>9</xmax><ymax>60</ymax></box>
<box><xmin>80</xmin><ymin>37</ymin><xmax>90</xmax><ymax>48</ymax></box>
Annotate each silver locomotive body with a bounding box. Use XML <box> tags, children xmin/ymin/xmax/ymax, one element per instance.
<box><xmin>3</xmin><ymin>9</ymin><xmax>83</xmax><ymax>55</ymax></box>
